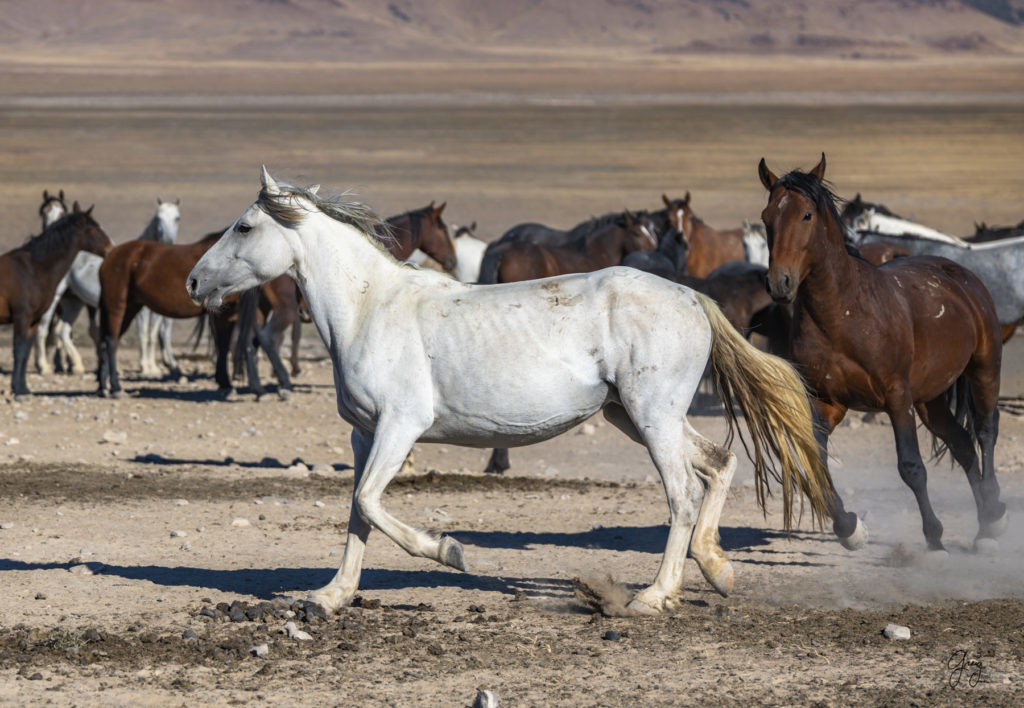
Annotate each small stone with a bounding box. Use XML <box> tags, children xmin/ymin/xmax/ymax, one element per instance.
<box><xmin>284</xmin><ymin>621</ymin><xmax>313</xmax><ymax>641</ymax></box>
<box><xmin>34</xmin><ymin>592</ymin><xmax>46</xmax><ymax>600</ymax></box>
<box><xmin>5</xmin><ymin>438</ymin><xmax>19</xmax><ymax>446</ymax></box>
<box><xmin>231</xmin><ymin>518</ymin><xmax>251</xmax><ymax>527</ymax></box>
<box><xmin>102</xmin><ymin>430</ymin><xmax>128</xmax><ymax>444</ymax></box>
<box><xmin>578</xmin><ymin>423</ymin><xmax>596</xmax><ymax>436</ymax></box>
<box><xmin>69</xmin><ymin>563</ymin><xmax>102</xmax><ymax>575</ymax></box>
<box><xmin>249</xmin><ymin>643</ymin><xmax>269</xmax><ymax>658</ymax></box>
<box><xmin>170</xmin><ymin>530</ymin><xmax>187</xmax><ymax>538</ymax></box>
<box><xmin>883</xmin><ymin>623</ymin><xmax>911</xmax><ymax>640</ymax></box>
<box><xmin>182</xmin><ymin>629</ymin><xmax>198</xmax><ymax>640</ymax></box>
<box><xmin>314</xmin><ymin>500</ymin><xmax>325</xmax><ymax>508</ymax></box>
<box><xmin>0</xmin><ymin>522</ymin><xmax>14</xmax><ymax>530</ymax></box>
<box><xmin>602</xmin><ymin>630</ymin><xmax>621</xmax><ymax>642</ymax></box>
<box><xmin>172</xmin><ymin>499</ymin><xmax>189</xmax><ymax>506</ymax></box>
<box><xmin>312</xmin><ymin>463</ymin><xmax>333</xmax><ymax>474</ymax></box>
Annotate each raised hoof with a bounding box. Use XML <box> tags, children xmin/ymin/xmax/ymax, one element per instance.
<box><xmin>974</xmin><ymin>537</ymin><xmax>999</xmax><ymax>555</ymax></box>
<box><xmin>838</xmin><ymin>516</ymin><xmax>868</xmax><ymax>551</ymax></box>
<box><xmin>707</xmin><ymin>562</ymin><xmax>734</xmax><ymax>597</ymax></box>
<box><xmin>440</xmin><ymin>536</ymin><xmax>468</xmax><ymax>571</ymax></box>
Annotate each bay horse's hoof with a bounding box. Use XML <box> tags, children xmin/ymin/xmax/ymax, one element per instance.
<box><xmin>111</xmin><ymin>390</ymin><xmax>125</xmax><ymax>400</ymax></box>
<box><xmin>922</xmin><ymin>548</ymin><xmax>950</xmax><ymax>567</ymax></box>
<box><xmin>973</xmin><ymin>537</ymin><xmax>999</xmax><ymax>555</ymax></box>
<box><xmin>13</xmin><ymin>394</ymin><xmax>29</xmax><ymax>403</ymax></box>
<box><xmin>988</xmin><ymin>508</ymin><xmax>1009</xmax><ymax>538</ymax></box>
<box><xmin>838</xmin><ymin>516</ymin><xmax>868</xmax><ymax>550</ymax></box>
<box><xmin>278</xmin><ymin>388</ymin><xmax>292</xmax><ymax>401</ymax></box>
<box><xmin>440</xmin><ymin>535</ymin><xmax>468</xmax><ymax>571</ymax></box>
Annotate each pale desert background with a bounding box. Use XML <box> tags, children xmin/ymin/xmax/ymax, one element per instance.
<box><xmin>2</xmin><ymin>2</ymin><xmax>1024</xmax><ymax>706</ymax></box>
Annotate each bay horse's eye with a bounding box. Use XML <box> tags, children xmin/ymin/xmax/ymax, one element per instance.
<box><xmin>237</xmin><ymin>224</ymin><xmax>252</xmax><ymax>234</ymax></box>
<box><xmin>802</xmin><ymin>211</ymin><xmax>813</xmax><ymax>222</ymax></box>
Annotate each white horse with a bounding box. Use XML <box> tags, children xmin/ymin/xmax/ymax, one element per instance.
<box><xmin>187</xmin><ymin>169</ymin><xmax>832</xmax><ymax>615</ymax></box>
<box><xmin>852</xmin><ymin>208</ymin><xmax>970</xmax><ymax>247</ymax></box>
<box><xmin>741</xmin><ymin>220</ymin><xmax>769</xmax><ymax>267</ymax></box>
<box><xmin>406</xmin><ymin>221</ymin><xmax>488</xmax><ymax>283</ymax></box>
<box><xmin>33</xmin><ymin>198</ymin><xmax>181</xmax><ymax>376</ymax></box>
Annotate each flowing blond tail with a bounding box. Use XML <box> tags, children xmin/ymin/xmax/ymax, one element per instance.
<box><xmin>695</xmin><ymin>293</ymin><xmax>834</xmax><ymax>531</ymax></box>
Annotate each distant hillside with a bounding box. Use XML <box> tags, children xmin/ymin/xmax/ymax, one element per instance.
<box><xmin>1</xmin><ymin>0</ymin><xmax>1022</xmax><ymax>66</ymax></box>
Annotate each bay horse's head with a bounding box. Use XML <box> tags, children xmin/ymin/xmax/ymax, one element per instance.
<box><xmin>758</xmin><ymin>153</ymin><xmax>840</xmax><ymax>304</ymax></box>
<box><xmin>661</xmin><ymin>191</ymin><xmax>693</xmax><ymax>245</ymax></box>
<box><xmin>622</xmin><ymin>211</ymin><xmax>659</xmax><ymax>253</ymax></box>
<box><xmin>39</xmin><ymin>189</ymin><xmax>68</xmax><ymax>230</ymax></box>
<box><xmin>31</xmin><ymin>202</ymin><xmax>114</xmax><ymax>261</ymax></box>
<box><xmin>398</xmin><ymin>202</ymin><xmax>457</xmax><ymax>274</ymax></box>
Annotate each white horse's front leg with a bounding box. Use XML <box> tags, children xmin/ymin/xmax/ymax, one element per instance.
<box><xmin>355</xmin><ymin>421</ymin><xmax>467</xmax><ymax>569</ymax></box>
<box><xmin>34</xmin><ymin>286</ymin><xmax>64</xmax><ymax>375</ymax></box>
<box><xmin>308</xmin><ymin>428</ymin><xmax>373</xmax><ymax>613</ymax></box>
<box><xmin>55</xmin><ymin>319</ymin><xmax>85</xmax><ymax>375</ymax></box>
<box><xmin>157</xmin><ymin>317</ymin><xmax>180</xmax><ymax>374</ymax></box>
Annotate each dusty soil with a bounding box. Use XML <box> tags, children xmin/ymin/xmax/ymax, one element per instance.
<box><xmin>1</xmin><ymin>58</ymin><xmax>1023</xmax><ymax>706</ymax></box>
<box><xmin>0</xmin><ymin>339</ymin><xmax>1022</xmax><ymax>706</ymax></box>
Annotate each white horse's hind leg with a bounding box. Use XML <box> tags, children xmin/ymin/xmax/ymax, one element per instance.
<box><xmin>309</xmin><ymin>429</ymin><xmax>373</xmax><ymax>612</ymax></box>
<box><xmin>157</xmin><ymin>316</ymin><xmax>180</xmax><ymax>375</ymax></box>
<box><xmin>618</xmin><ymin>415</ymin><xmax>703</xmax><ymax>615</ymax></box>
<box><xmin>137</xmin><ymin>310</ymin><xmax>157</xmax><ymax>377</ymax></box>
<box><xmin>55</xmin><ymin>319</ymin><xmax>85</xmax><ymax>375</ymax></box>
<box><xmin>34</xmin><ymin>284</ymin><xmax>65</xmax><ymax>375</ymax></box>
<box><xmin>686</xmin><ymin>427</ymin><xmax>736</xmax><ymax>596</ymax></box>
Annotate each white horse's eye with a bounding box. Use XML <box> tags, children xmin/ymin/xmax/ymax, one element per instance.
<box><xmin>237</xmin><ymin>224</ymin><xmax>252</xmax><ymax>234</ymax></box>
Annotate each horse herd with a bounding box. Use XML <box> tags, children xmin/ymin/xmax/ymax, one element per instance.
<box><xmin>3</xmin><ymin>154</ymin><xmax>1019</xmax><ymax>612</ymax></box>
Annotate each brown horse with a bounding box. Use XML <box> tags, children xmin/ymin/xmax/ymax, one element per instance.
<box><xmin>1</xmin><ymin>205</ymin><xmax>113</xmax><ymax>398</ymax></box>
<box><xmin>231</xmin><ymin>275</ymin><xmax>305</xmax><ymax>400</ymax></box>
<box><xmin>384</xmin><ymin>202</ymin><xmax>457</xmax><ymax>274</ymax></box>
<box><xmin>97</xmin><ymin>230</ymin><xmax>233</xmax><ymax>397</ymax></box>
<box><xmin>759</xmin><ymin>154</ymin><xmax>1007</xmax><ymax>553</ymax></box>
<box><xmin>494</xmin><ymin>211</ymin><xmax>658</xmax><ymax>283</ymax></box>
<box><xmin>662</xmin><ymin>193</ymin><xmax>746</xmax><ymax>278</ymax></box>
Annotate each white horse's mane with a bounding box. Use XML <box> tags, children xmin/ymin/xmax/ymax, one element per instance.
<box><xmin>256</xmin><ymin>177</ymin><xmax>396</xmax><ymax>252</ymax></box>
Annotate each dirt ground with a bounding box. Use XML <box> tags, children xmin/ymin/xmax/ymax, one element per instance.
<box><xmin>1</xmin><ymin>59</ymin><xmax>1023</xmax><ymax>705</ymax></box>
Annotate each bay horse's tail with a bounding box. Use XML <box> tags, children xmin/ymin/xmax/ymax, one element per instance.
<box><xmin>695</xmin><ymin>293</ymin><xmax>834</xmax><ymax>531</ymax></box>
<box><xmin>476</xmin><ymin>245</ymin><xmax>503</xmax><ymax>284</ymax></box>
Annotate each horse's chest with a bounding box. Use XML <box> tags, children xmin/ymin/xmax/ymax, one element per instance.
<box><xmin>792</xmin><ymin>321</ymin><xmax>885</xmax><ymax>409</ymax></box>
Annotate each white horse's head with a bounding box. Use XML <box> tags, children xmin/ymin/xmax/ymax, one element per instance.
<box><xmin>187</xmin><ymin>167</ymin><xmax>384</xmax><ymax>309</ymax></box>
<box><xmin>187</xmin><ymin>168</ymin><xmax>300</xmax><ymax>308</ymax></box>
<box><xmin>153</xmin><ymin>198</ymin><xmax>181</xmax><ymax>243</ymax></box>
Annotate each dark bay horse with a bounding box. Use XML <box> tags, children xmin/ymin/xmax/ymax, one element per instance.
<box><xmin>232</xmin><ymin>275</ymin><xmax>305</xmax><ymax>400</ymax></box>
<box><xmin>492</xmin><ymin>211</ymin><xmax>658</xmax><ymax>283</ymax></box>
<box><xmin>662</xmin><ymin>193</ymin><xmax>746</xmax><ymax>278</ymax></box>
<box><xmin>760</xmin><ymin>154</ymin><xmax>1007</xmax><ymax>553</ymax></box>
<box><xmin>383</xmin><ymin>202</ymin><xmax>457</xmax><ymax>274</ymax></box>
<box><xmin>1</xmin><ymin>205</ymin><xmax>113</xmax><ymax>397</ymax></box>
<box><xmin>98</xmin><ymin>230</ymin><xmax>230</xmax><ymax>397</ymax></box>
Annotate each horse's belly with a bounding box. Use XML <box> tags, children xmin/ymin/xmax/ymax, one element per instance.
<box><xmin>420</xmin><ymin>380</ymin><xmax>610</xmax><ymax>447</ymax></box>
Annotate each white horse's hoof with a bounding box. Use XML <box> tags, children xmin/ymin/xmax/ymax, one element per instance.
<box><xmin>440</xmin><ymin>536</ymin><xmax>468</xmax><ymax>571</ymax></box>
<box><xmin>974</xmin><ymin>537</ymin><xmax>1000</xmax><ymax>555</ymax></box>
<box><xmin>625</xmin><ymin>597</ymin><xmax>662</xmax><ymax>616</ymax></box>
<box><xmin>307</xmin><ymin>588</ymin><xmax>346</xmax><ymax>614</ymax></box>
<box><xmin>708</xmin><ymin>562</ymin><xmax>734</xmax><ymax>597</ymax></box>
<box><xmin>838</xmin><ymin>517</ymin><xmax>868</xmax><ymax>550</ymax></box>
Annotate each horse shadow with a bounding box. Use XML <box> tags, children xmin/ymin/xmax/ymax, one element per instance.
<box><xmin>131</xmin><ymin>452</ymin><xmax>352</xmax><ymax>471</ymax></box>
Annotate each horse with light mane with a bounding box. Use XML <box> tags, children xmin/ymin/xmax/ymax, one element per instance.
<box><xmin>661</xmin><ymin>192</ymin><xmax>746</xmax><ymax>278</ymax></box>
<box><xmin>186</xmin><ymin>168</ymin><xmax>833</xmax><ymax>614</ymax></box>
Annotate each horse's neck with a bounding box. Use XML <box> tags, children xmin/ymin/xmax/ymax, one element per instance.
<box><xmin>294</xmin><ymin>221</ymin><xmax>403</xmax><ymax>344</ymax></box>
<box><xmin>31</xmin><ymin>233</ymin><xmax>88</xmax><ymax>293</ymax></box>
<box><xmin>797</xmin><ymin>225</ymin><xmax>863</xmax><ymax>321</ymax></box>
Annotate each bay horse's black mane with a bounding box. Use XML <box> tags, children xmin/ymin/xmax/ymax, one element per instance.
<box><xmin>774</xmin><ymin>170</ymin><xmax>845</xmax><ymax>231</ymax></box>
<box><xmin>23</xmin><ymin>210</ymin><xmax>94</xmax><ymax>262</ymax></box>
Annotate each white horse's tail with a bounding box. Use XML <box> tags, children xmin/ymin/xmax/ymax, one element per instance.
<box><xmin>695</xmin><ymin>293</ymin><xmax>833</xmax><ymax>531</ymax></box>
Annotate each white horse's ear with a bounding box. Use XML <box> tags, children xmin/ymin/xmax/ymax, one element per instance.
<box><xmin>157</xmin><ymin>196</ymin><xmax>162</xmax><ymax>205</ymax></box>
<box><xmin>175</xmin><ymin>197</ymin><xmax>181</xmax><ymax>205</ymax></box>
<box><xmin>261</xmin><ymin>165</ymin><xmax>280</xmax><ymax>194</ymax></box>
<box><xmin>308</xmin><ymin>184</ymin><xmax>320</xmax><ymax>195</ymax></box>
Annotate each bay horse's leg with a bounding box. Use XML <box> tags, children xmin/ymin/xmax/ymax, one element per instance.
<box><xmin>308</xmin><ymin>428</ymin><xmax>372</xmax><ymax>613</ymax></box>
<box><xmin>211</xmin><ymin>313</ymin><xmax>235</xmax><ymax>394</ymax></box>
<box><xmin>103</xmin><ymin>301</ymin><xmax>143</xmax><ymax>398</ymax></box>
<box><xmin>290</xmin><ymin>318</ymin><xmax>302</xmax><ymax>376</ymax></box>
<box><xmin>483</xmin><ymin>448</ymin><xmax>510</xmax><ymax>475</ymax></box>
<box><xmin>889</xmin><ymin>404</ymin><xmax>945</xmax><ymax>551</ymax></box>
<box><xmin>917</xmin><ymin>395</ymin><xmax>1006</xmax><ymax>547</ymax></box>
<box><xmin>812</xmin><ymin>400</ymin><xmax>867</xmax><ymax>549</ymax></box>
<box><xmin>11</xmin><ymin>318</ymin><xmax>37</xmax><ymax>399</ymax></box>
<box><xmin>257</xmin><ymin>316</ymin><xmax>293</xmax><ymax>399</ymax></box>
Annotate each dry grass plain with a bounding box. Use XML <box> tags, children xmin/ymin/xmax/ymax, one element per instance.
<box><xmin>1</xmin><ymin>58</ymin><xmax>1023</xmax><ymax>706</ymax></box>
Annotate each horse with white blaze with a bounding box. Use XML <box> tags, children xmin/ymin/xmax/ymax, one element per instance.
<box><xmin>186</xmin><ymin>168</ymin><xmax>833</xmax><ymax>615</ymax></box>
